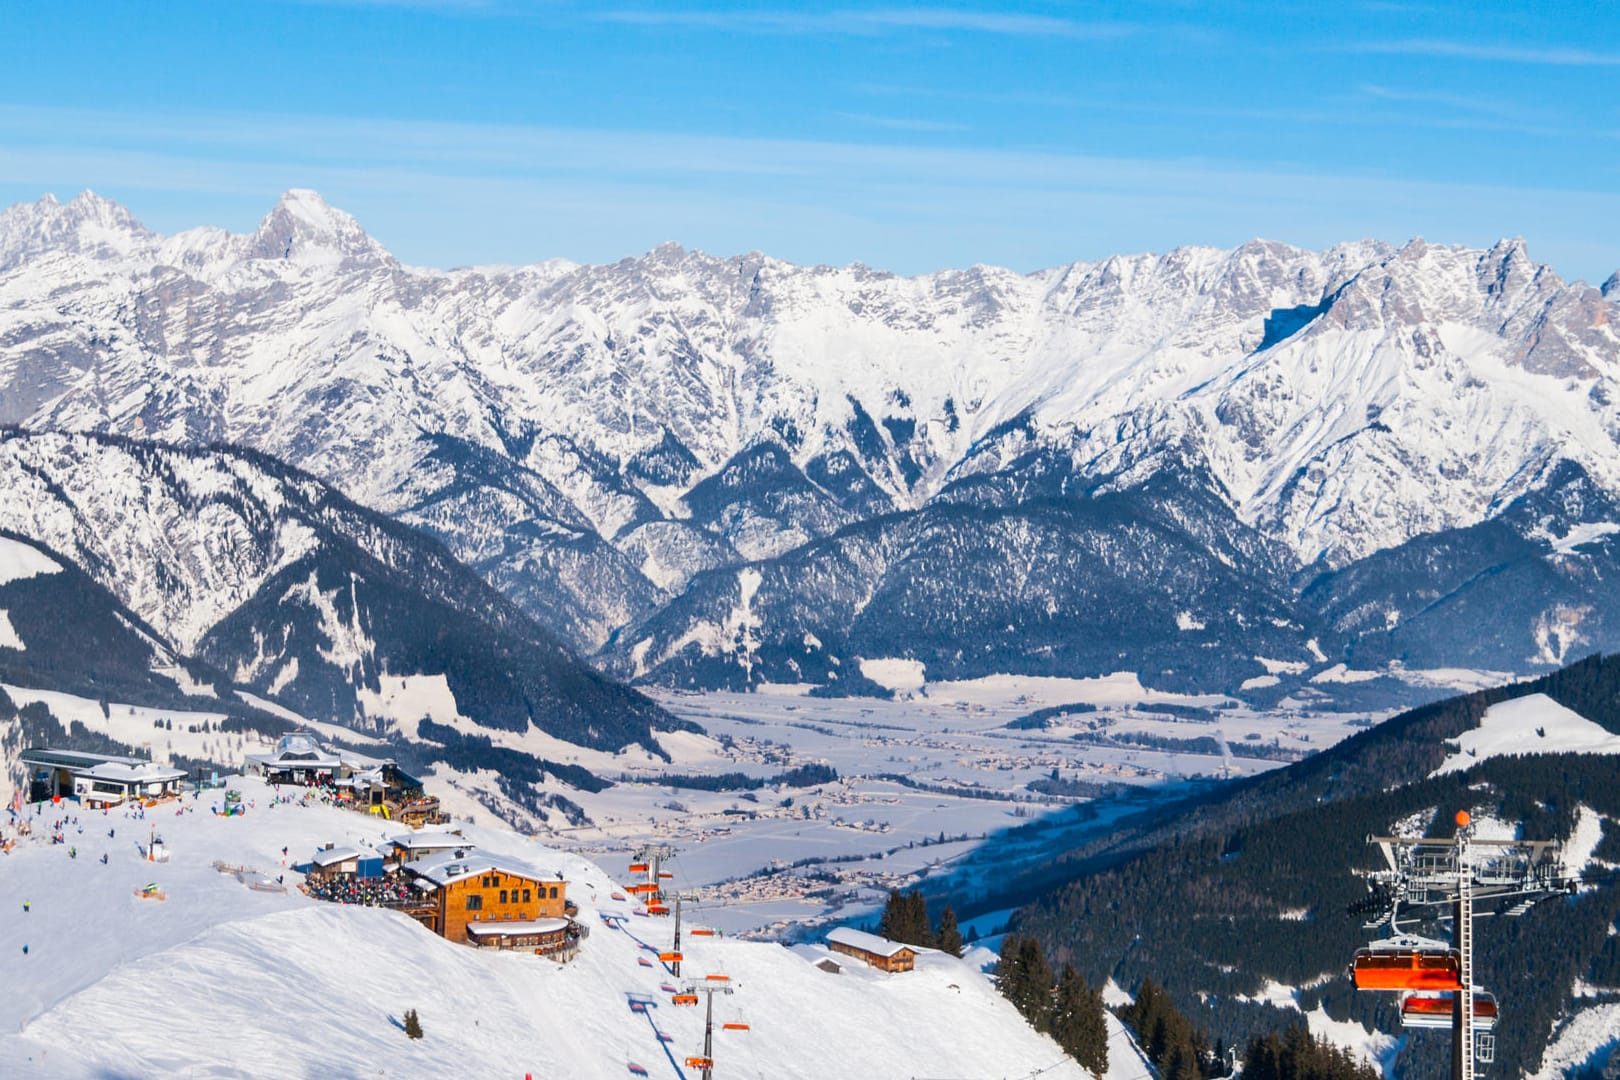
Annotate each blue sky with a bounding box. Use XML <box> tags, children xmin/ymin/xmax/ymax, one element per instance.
<box><xmin>1</xmin><ymin>1</ymin><xmax>1616</xmax><ymax>281</ymax></box>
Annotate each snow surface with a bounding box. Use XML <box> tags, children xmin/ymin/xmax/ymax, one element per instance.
<box><xmin>0</xmin><ymin>775</ymin><xmax>1109</xmax><ymax>1079</ymax></box>
<box><xmin>1434</xmin><ymin>693</ymin><xmax>1620</xmax><ymax>775</ymax></box>
<box><xmin>0</xmin><ymin>535</ymin><xmax>60</xmax><ymax>587</ymax></box>
<box><xmin>0</xmin><ymin>610</ymin><xmax>23</xmax><ymax>651</ymax></box>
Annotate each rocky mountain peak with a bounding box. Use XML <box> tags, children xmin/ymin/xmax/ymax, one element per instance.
<box><xmin>0</xmin><ymin>188</ymin><xmax>152</xmax><ymax>270</ymax></box>
<box><xmin>248</xmin><ymin>188</ymin><xmax>390</xmax><ymax>267</ymax></box>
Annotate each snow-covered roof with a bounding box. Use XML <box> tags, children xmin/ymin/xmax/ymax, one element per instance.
<box><xmin>82</xmin><ymin>761</ymin><xmax>186</xmax><ymax>784</ymax></box>
<box><xmin>826</xmin><ymin>927</ymin><xmax>916</xmax><ymax>958</ymax></box>
<box><xmin>309</xmin><ymin>846</ymin><xmax>363</xmax><ymax>867</ymax></box>
<box><xmin>388</xmin><ymin>832</ymin><xmax>470</xmax><ymax>852</ymax></box>
<box><xmin>405</xmin><ymin>851</ymin><xmax>558</xmax><ymax>888</ymax></box>
<box><xmin>466</xmin><ymin>918</ymin><xmax>571</xmax><ymax>936</ymax></box>
<box><xmin>244</xmin><ymin>749</ymin><xmax>343</xmax><ymax>770</ymax></box>
<box><xmin>22</xmin><ymin>747</ymin><xmax>151</xmax><ymax>771</ymax></box>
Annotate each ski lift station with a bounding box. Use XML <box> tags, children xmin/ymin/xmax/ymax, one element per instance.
<box><xmin>19</xmin><ymin>747</ymin><xmax>187</xmax><ymax>808</ymax></box>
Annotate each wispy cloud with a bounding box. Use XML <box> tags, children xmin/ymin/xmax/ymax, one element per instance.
<box><xmin>1</xmin><ymin>101</ymin><xmax>1616</xmax><ymax>283</ymax></box>
<box><xmin>834</xmin><ymin>112</ymin><xmax>969</xmax><ymax>133</ymax></box>
<box><xmin>1353</xmin><ymin>39</ymin><xmax>1620</xmax><ymax>66</ymax></box>
<box><xmin>595</xmin><ymin>7</ymin><xmax>1137</xmax><ymax>40</ymax></box>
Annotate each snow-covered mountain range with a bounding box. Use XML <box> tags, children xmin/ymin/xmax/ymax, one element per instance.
<box><xmin>3</xmin><ymin>190</ymin><xmax>1619</xmax><ymax>695</ymax></box>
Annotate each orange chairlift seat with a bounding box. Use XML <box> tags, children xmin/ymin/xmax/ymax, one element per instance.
<box><xmin>704</xmin><ymin>974</ymin><xmax>731</xmax><ymax>982</ymax></box>
<box><xmin>647</xmin><ymin>903</ymin><xmax>670</xmax><ymax>915</ymax></box>
<box><xmin>1399</xmin><ymin>990</ymin><xmax>1498</xmax><ymax>1030</ymax></box>
<box><xmin>1351</xmin><ymin>937</ymin><xmax>1463</xmax><ymax>992</ymax></box>
<box><xmin>689</xmin><ymin>928</ymin><xmax>717</xmax><ymax>937</ymax></box>
<box><xmin>659</xmin><ymin>951</ymin><xmax>683</xmax><ymax>962</ymax></box>
<box><xmin>671</xmin><ymin>994</ymin><xmax>699</xmax><ymax>1006</ymax></box>
<box><xmin>628</xmin><ymin>862</ymin><xmax>649</xmax><ymax>873</ymax></box>
<box><xmin>659</xmin><ymin>871</ymin><xmax>675</xmax><ymax>879</ymax></box>
<box><xmin>627</xmin><ymin>883</ymin><xmax>660</xmax><ymax>895</ymax></box>
<box><xmin>722</xmin><ymin>1022</ymin><xmax>750</xmax><ymax>1031</ymax></box>
<box><xmin>685</xmin><ymin>1057</ymin><xmax>714</xmax><ymax>1070</ymax></box>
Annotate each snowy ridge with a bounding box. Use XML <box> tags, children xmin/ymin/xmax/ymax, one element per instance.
<box><xmin>0</xmin><ymin>192</ymin><xmax>1617</xmax><ymax>666</ymax></box>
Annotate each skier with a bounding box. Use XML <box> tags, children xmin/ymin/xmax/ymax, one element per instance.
<box><xmin>69</xmin><ymin>846</ymin><xmax>76</xmax><ymax>859</ymax></box>
<box><xmin>23</xmin><ymin>900</ymin><xmax>29</xmax><ymax>912</ymax></box>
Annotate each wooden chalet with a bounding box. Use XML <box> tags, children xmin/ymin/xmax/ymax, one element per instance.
<box><xmin>826</xmin><ymin>927</ymin><xmax>918</xmax><ymax>972</ymax></box>
<box><xmin>402</xmin><ymin>851</ymin><xmax>570</xmax><ymax>945</ymax></box>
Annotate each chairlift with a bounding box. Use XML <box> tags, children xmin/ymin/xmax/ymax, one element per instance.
<box><xmin>704</xmin><ymin>973</ymin><xmax>730</xmax><ymax>982</ymax></box>
<box><xmin>722</xmin><ymin>1022</ymin><xmax>750</xmax><ymax>1031</ymax></box>
<box><xmin>1399</xmin><ymin>989</ymin><xmax>1498</xmax><ymax>1031</ymax></box>
<box><xmin>659</xmin><ymin>951</ymin><xmax>683</xmax><ymax>962</ymax></box>
<box><xmin>689</xmin><ymin>928</ymin><xmax>717</xmax><ymax>937</ymax></box>
<box><xmin>647</xmin><ymin>903</ymin><xmax>670</xmax><ymax>915</ymax></box>
<box><xmin>629</xmin><ymin>862</ymin><xmax>649</xmax><ymax>873</ymax></box>
<box><xmin>685</xmin><ymin>1057</ymin><xmax>714</xmax><ymax>1070</ymax></box>
<box><xmin>672</xmin><ymin>994</ymin><xmax>699</xmax><ymax>1006</ymax></box>
<box><xmin>1351</xmin><ymin>936</ymin><xmax>1462</xmax><ymax>992</ymax></box>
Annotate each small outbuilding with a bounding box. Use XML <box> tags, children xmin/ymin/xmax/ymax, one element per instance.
<box><xmin>826</xmin><ymin>927</ymin><xmax>918</xmax><ymax>973</ymax></box>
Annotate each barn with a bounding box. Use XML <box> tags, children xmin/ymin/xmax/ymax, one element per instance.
<box><xmin>826</xmin><ymin>927</ymin><xmax>918</xmax><ymax>973</ymax></box>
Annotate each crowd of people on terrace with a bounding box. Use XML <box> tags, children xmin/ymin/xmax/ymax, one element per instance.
<box><xmin>302</xmin><ymin>870</ymin><xmax>418</xmax><ymax>907</ymax></box>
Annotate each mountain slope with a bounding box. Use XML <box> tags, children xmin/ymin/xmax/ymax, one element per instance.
<box><xmin>2</xmin><ymin>192</ymin><xmax>1619</xmax><ymax>688</ymax></box>
<box><xmin>0</xmin><ymin>774</ymin><xmax>1122</xmax><ymax>1080</ymax></box>
<box><xmin>0</xmin><ymin>429</ymin><xmax>674</xmax><ymax>752</ymax></box>
<box><xmin>994</xmin><ymin>653</ymin><xmax>1620</xmax><ymax>1078</ymax></box>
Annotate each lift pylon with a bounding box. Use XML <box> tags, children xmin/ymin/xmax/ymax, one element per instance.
<box><xmin>630</xmin><ymin>843</ymin><xmax>676</xmax><ymax>909</ymax></box>
<box><xmin>1351</xmin><ymin>811</ymin><xmax>1574</xmax><ymax>1080</ymax></box>
<box><xmin>678</xmin><ymin>977</ymin><xmax>739</xmax><ymax>1080</ymax></box>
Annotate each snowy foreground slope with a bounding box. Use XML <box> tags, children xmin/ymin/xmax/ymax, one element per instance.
<box><xmin>0</xmin><ymin>777</ymin><xmax>1138</xmax><ymax>1079</ymax></box>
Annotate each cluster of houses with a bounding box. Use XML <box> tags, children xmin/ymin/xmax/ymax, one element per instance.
<box><xmin>20</xmin><ymin>732</ymin><xmax>444</xmax><ymax>827</ymax></box>
<box><xmin>244</xmin><ymin>733</ymin><xmax>448</xmax><ymax>827</ymax></box>
<box><xmin>303</xmin><ymin>831</ymin><xmax>581</xmax><ymax>960</ymax></box>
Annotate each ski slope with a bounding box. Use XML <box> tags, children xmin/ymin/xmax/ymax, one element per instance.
<box><xmin>0</xmin><ymin>776</ymin><xmax>1136</xmax><ymax>1078</ymax></box>
<box><xmin>1434</xmin><ymin>693</ymin><xmax>1620</xmax><ymax>775</ymax></box>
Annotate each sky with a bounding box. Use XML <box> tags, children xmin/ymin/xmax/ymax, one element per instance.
<box><xmin>0</xmin><ymin>1</ymin><xmax>1616</xmax><ymax>282</ymax></box>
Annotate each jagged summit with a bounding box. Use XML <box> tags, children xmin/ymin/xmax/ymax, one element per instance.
<box><xmin>248</xmin><ymin>188</ymin><xmax>390</xmax><ymax>266</ymax></box>
<box><xmin>0</xmin><ymin>188</ymin><xmax>1618</xmax><ymax>685</ymax></box>
<box><xmin>0</xmin><ymin>188</ymin><xmax>151</xmax><ymax>270</ymax></box>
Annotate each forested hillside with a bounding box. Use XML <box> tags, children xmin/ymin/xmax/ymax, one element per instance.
<box><xmin>1006</xmin><ymin>654</ymin><xmax>1620</xmax><ymax>1077</ymax></box>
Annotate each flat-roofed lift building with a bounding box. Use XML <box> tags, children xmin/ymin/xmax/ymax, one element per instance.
<box><xmin>19</xmin><ymin>748</ymin><xmax>187</xmax><ymax>809</ymax></box>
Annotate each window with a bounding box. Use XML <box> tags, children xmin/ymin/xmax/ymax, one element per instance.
<box><xmin>549</xmin><ymin>886</ymin><xmax>559</xmax><ymax>899</ymax></box>
<box><xmin>466</xmin><ymin>895</ymin><xmax>483</xmax><ymax>911</ymax></box>
<box><xmin>499</xmin><ymin>889</ymin><xmax>508</xmax><ymax>904</ymax></box>
<box><xmin>523</xmin><ymin>889</ymin><xmax>531</xmax><ymax>903</ymax></box>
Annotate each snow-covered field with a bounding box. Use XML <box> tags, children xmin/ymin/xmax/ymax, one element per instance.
<box><xmin>525</xmin><ymin>681</ymin><xmax>1382</xmax><ymax>932</ymax></box>
<box><xmin>0</xmin><ymin>775</ymin><xmax>1146</xmax><ymax>1079</ymax></box>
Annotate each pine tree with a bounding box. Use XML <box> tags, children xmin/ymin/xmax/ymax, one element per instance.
<box><xmin>403</xmin><ymin>1008</ymin><xmax>423</xmax><ymax>1039</ymax></box>
<box><xmin>936</xmin><ymin>904</ymin><xmax>963</xmax><ymax>957</ymax></box>
<box><xmin>878</xmin><ymin>888</ymin><xmax>904</xmax><ymax>941</ymax></box>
